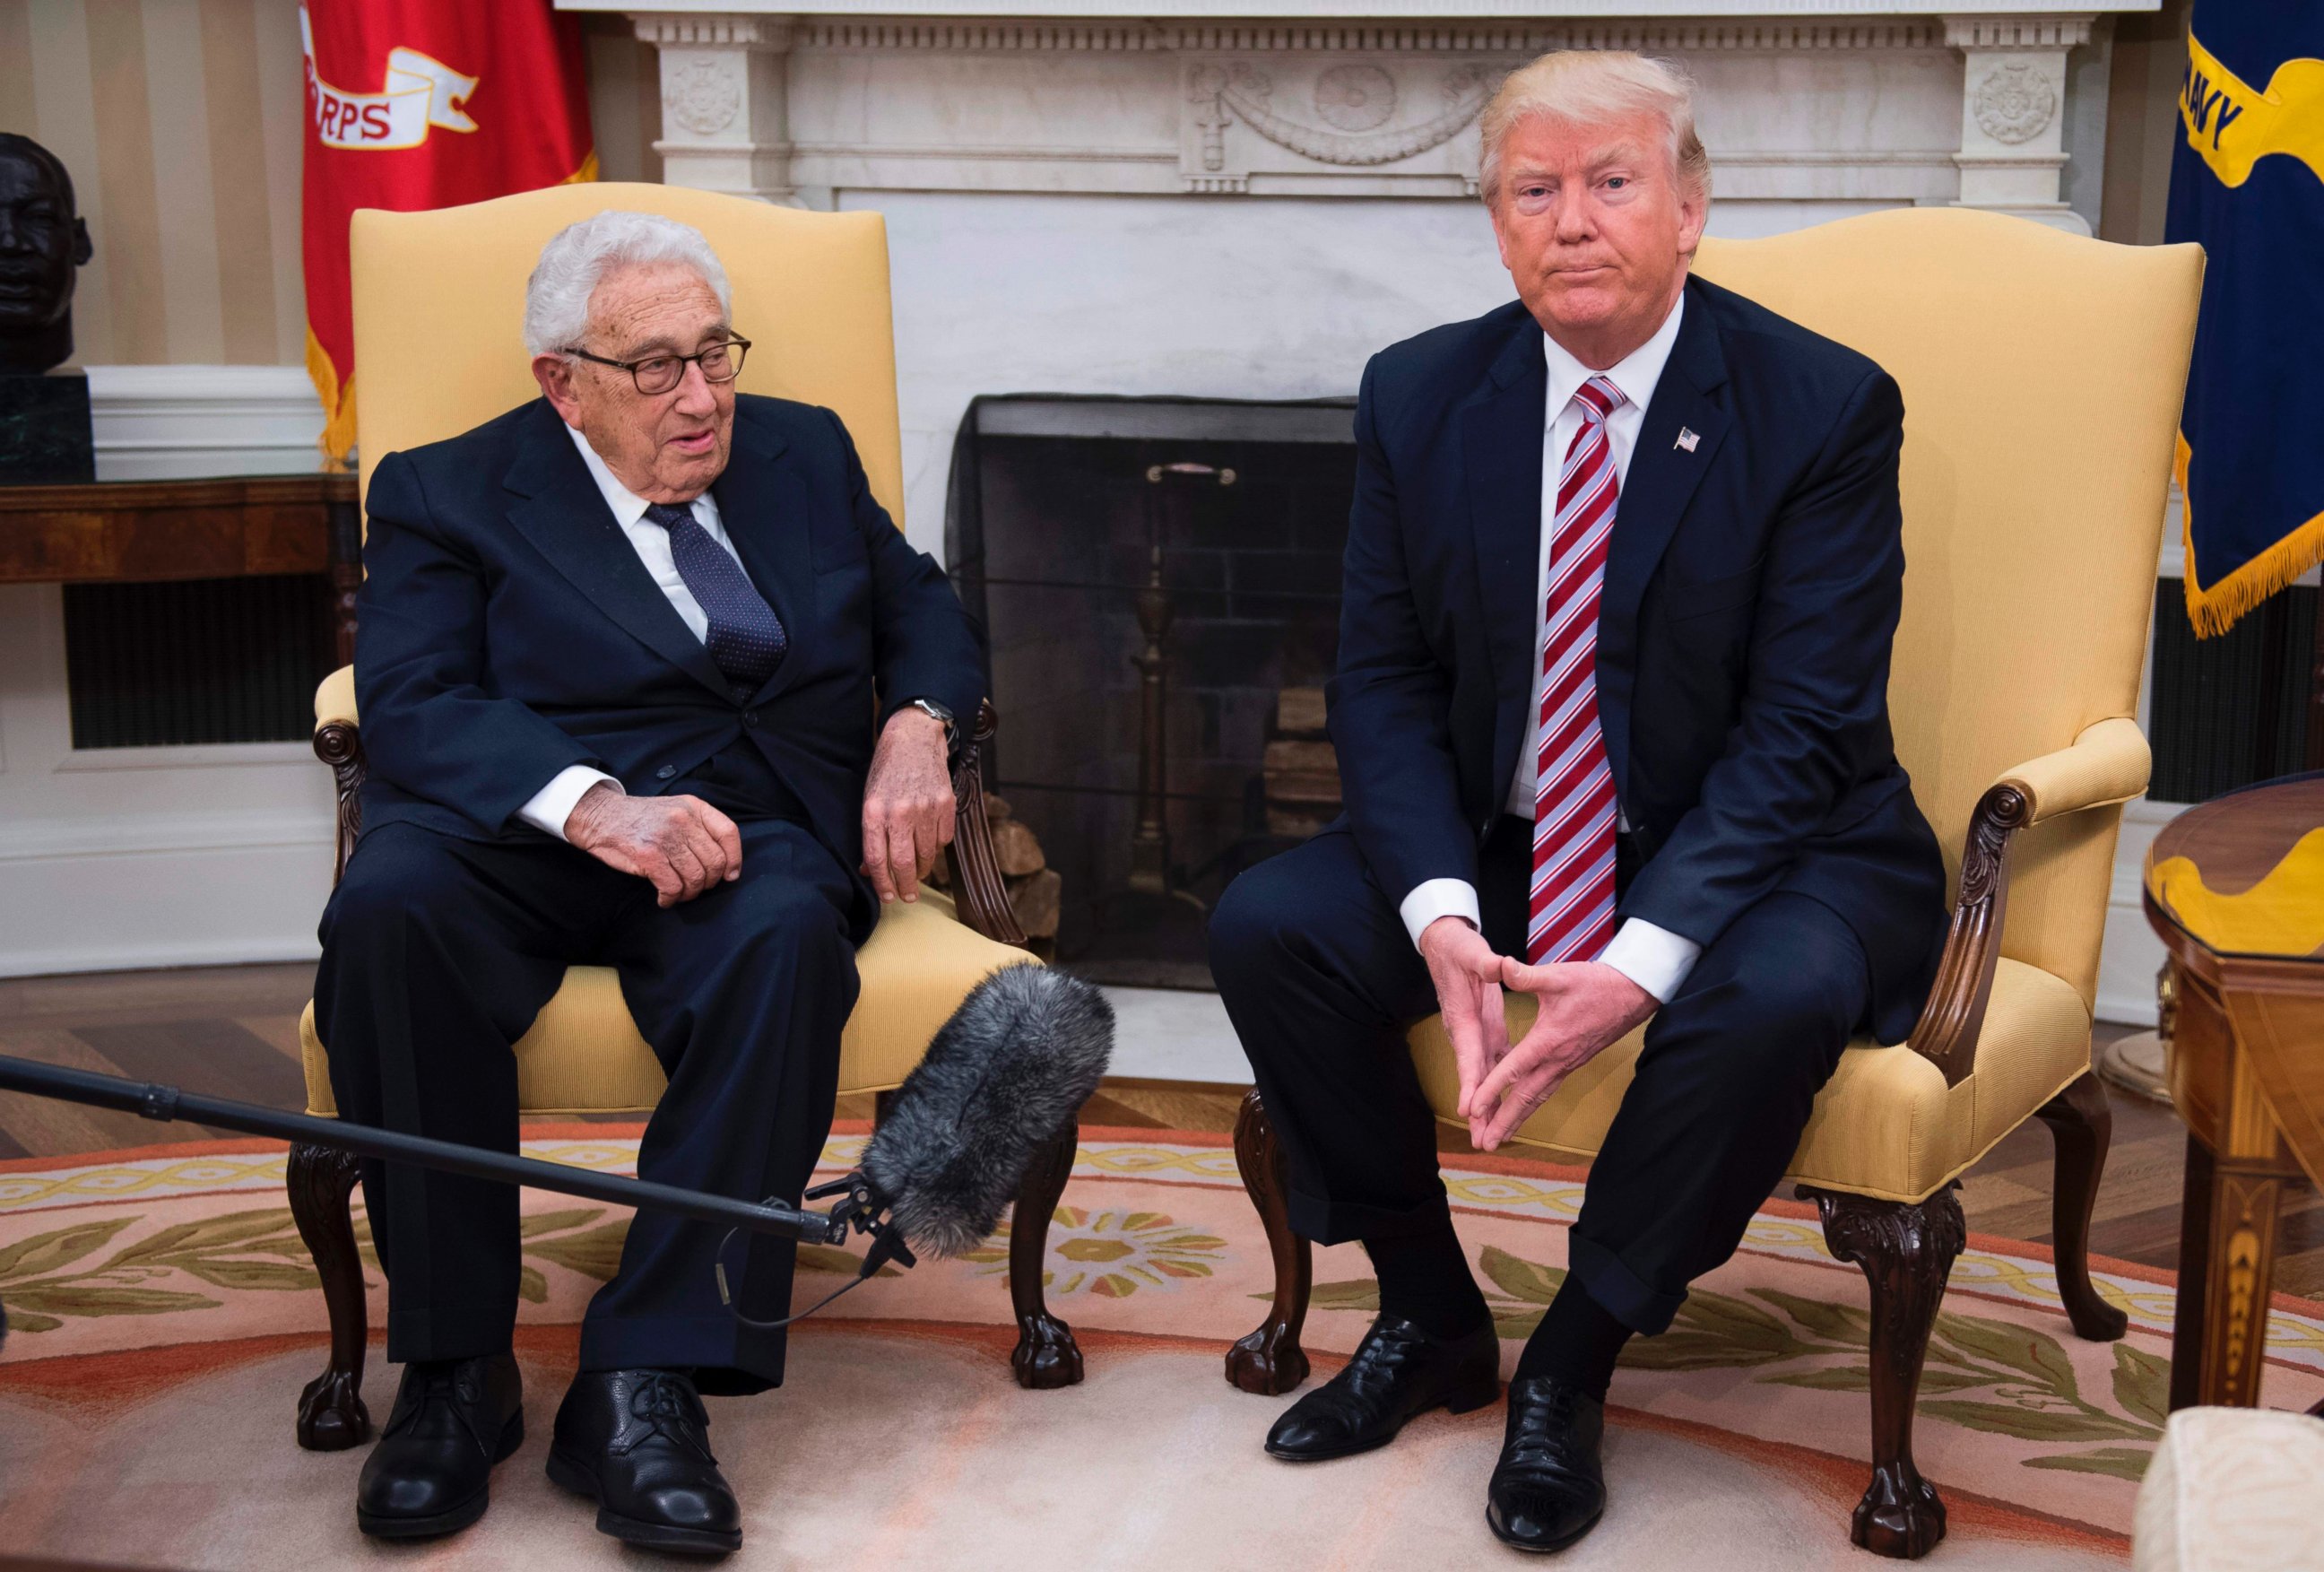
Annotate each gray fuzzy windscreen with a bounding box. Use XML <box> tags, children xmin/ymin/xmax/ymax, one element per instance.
<box><xmin>860</xmin><ymin>964</ymin><xmax>1113</xmax><ymax>1259</ymax></box>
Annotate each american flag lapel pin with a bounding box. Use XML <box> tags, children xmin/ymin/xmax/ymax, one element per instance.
<box><xmin>1676</xmin><ymin>427</ymin><xmax>1700</xmax><ymax>453</ymax></box>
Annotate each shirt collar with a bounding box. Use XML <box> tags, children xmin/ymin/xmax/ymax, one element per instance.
<box><xmin>563</xmin><ymin>421</ymin><xmax>719</xmax><ymax>529</ymax></box>
<box><xmin>1540</xmin><ymin>288</ymin><xmax>1686</xmax><ymax>427</ymax></box>
<box><xmin>566</xmin><ymin>421</ymin><xmax>656</xmax><ymax>528</ymax></box>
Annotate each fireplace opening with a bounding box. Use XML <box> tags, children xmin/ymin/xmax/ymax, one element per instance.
<box><xmin>947</xmin><ymin>395</ymin><xmax>1357</xmax><ymax>988</ymax></box>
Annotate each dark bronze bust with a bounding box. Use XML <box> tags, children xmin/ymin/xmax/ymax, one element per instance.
<box><xmin>0</xmin><ymin>134</ymin><xmax>94</xmax><ymax>375</ymax></box>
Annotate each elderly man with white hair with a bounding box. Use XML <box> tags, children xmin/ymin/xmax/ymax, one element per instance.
<box><xmin>1209</xmin><ymin>50</ymin><xmax>1948</xmax><ymax>1551</ymax></box>
<box><xmin>312</xmin><ymin>211</ymin><xmax>982</xmax><ymax>1551</ymax></box>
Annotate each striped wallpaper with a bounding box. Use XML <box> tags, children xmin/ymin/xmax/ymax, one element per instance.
<box><xmin>0</xmin><ymin>0</ymin><xmax>309</xmax><ymax>368</ymax></box>
<box><xmin>0</xmin><ymin>3</ymin><xmax>662</xmax><ymax>370</ymax></box>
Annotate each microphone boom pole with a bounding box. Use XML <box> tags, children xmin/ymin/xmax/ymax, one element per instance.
<box><xmin>0</xmin><ymin>1055</ymin><xmax>848</xmax><ymax>1246</ymax></box>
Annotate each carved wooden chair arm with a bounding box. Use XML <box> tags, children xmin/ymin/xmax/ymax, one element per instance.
<box><xmin>1905</xmin><ymin>717</ymin><xmax>2152</xmax><ymax>1086</ymax></box>
<box><xmin>312</xmin><ymin>672</ymin><xmax>1029</xmax><ymax>955</ymax></box>
<box><xmin>314</xmin><ymin>666</ymin><xmax>365</xmax><ymax>888</ymax></box>
<box><xmin>946</xmin><ymin>699</ymin><xmax>1033</xmax><ymax>951</ymax></box>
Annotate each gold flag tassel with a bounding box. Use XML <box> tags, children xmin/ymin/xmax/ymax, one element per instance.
<box><xmin>2177</xmin><ymin>434</ymin><xmax>2324</xmax><ymax>638</ymax></box>
<box><xmin>301</xmin><ymin>150</ymin><xmax>596</xmax><ymax>475</ymax></box>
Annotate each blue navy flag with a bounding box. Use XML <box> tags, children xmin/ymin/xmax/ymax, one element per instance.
<box><xmin>2167</xmin><ymin>4</ymin><xmax>2324</xmax><ymax>637</ymax></box>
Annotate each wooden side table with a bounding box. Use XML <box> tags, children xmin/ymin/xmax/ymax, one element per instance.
<box><xmin>0</xmin><ymin>473</ymin><xmax>363</xmax><ymax>663</ymax></box>
<box><xmin>2143</xmin><ymin>773</ymin><xmax>2324</xmax><ymax>1412</ymax></box>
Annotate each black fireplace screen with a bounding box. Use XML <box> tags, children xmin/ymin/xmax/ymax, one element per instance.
<box><xmin>946</xmin><ymin>395</ymin><xmax>1357</xmax><ymax>986</ymax></box>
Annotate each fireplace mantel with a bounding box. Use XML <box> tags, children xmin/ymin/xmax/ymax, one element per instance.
<box><xmin>571</xmin><ymin>4</ymin><xmax>2125</xmax><ymax>231</ymax></box>
<box><xmin>569</xmin><ymin>2</ymin><xmax>2136</xmax><ymax>568</ymax></box>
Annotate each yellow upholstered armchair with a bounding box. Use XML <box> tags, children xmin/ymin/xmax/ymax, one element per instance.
<box><xmin>1224</xmin><ymin>210</ymin><xmax>2202</xmax><ymax>1559</ymax></box>
<box><xmin>285</xmin><ymin>185</ymin><xmax>1079</xmax><ymax>1453</ymax></box>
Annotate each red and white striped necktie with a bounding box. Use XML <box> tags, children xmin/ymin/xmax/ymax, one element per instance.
<box><xmin>1528</xmin><ymin>374</ymin><xmax>1626</xmax><ymax>968</ymax></box>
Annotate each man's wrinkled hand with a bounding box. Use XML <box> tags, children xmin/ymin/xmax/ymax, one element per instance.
<box><xmin>1418</xmin><ymin>916</ymin><xmax>1514</xmax><ymax>1142</ymax></box>
<box><xmin>1470</xmin><ymin>960</ymin><xmax>1657</xmax><ymax>1151</ymax></box>
<box><xmin>565</xmin><ymin>784</ymin><xmax>742</xmax><ymax>908</ymax></box>
<box><xmin>862</xmin><ymin>707</ymin><xmax>954</xmax><ymax>903</ymax></box>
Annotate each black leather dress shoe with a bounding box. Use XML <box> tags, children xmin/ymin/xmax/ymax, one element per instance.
<box><xmin>1264</xmin><ymin>1316</ymin><xmax>1500</xmax><ymax>1463</ymax></box>
<box><xmin>1486</xmin><ymin>1376</ymin><xmax>1607</xmax><ymax>1553</ymax></box>
<box><xmin>355</xmin><ymin>1352</ymin><xmax>525</xmax><ymax>1539</ymax></box>
<box><xmin>547</xmin><ymin>1368</ymin><xmax>742</xmax><ymax>1555</ymax></box>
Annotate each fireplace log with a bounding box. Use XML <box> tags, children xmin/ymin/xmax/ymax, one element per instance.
<box><xmin>1263</xmin><ymin>688</ymin><xmax>1343</xmax><ymax>839</ymax></box>
<box><xmin>992</xmin><ymin>818</ymin><xmax>1046</xmax><ymax>879</ymax></box>
<box><xmin>1010</xmin><ymin>867</ymin><xmax>1062</xmax><ymax>942</ymax></box>
<box><xmin>1275</xmin><ymin>687</ymin><xmax>1328</xmax><ymax>738</ymax></box>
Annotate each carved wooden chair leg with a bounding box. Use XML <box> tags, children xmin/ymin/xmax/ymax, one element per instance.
<box><xmin>287</xmin><ymin>1140</ymin><xmax>371</xmax><ymax>1451</ymax></box>
<box><xmin>1226</xmin><ymin>1090</ymin><xmax>1312</xmax><ymax>1395</ymax></box>
<box><xmin>1802</xmin><ymin>1183</ymin><xmax>1964</xmax><ymax>1560</ymax></box>
<box><xmin>1007</xmin><ymin>1116</ymin><xmax>1084</xmax><ymax>1389</ymax></box>
<box><xmin>2034</xmin><ymin>1068</ymin><xmax>2129</xmax><ymax>1342</ymax></box>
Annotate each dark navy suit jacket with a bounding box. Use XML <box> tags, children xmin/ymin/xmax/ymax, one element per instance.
<box><xmin>352</xmin><ymin>395</ymin><xmax>984</xmax><ymax>939</ymax></box>
<box><xmin>1330</xmin><ymin>275</ymin><xmax>1948</xmax><ymax>1043</ymax></box>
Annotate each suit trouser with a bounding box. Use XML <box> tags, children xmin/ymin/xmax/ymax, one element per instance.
<box><xmin>314</xmin><ymin>795</ymin><xmax>858</xmax><ymax>1390</ymax></box>
<box><xmin>1208</xmin><ymin>818</ymin><xmax>1870</xmax><ymax>1334</ymax></box>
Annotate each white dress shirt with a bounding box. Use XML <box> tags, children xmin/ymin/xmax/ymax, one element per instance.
<box><xmin>514</xmin><ymin>424</ymin><xmax>751</xmax><ymax>840</ymax></box>
<box><xmin>1395</xmin><ymin>294</ymin><xmax>1704</xmax><ymax>1003</ymax></box>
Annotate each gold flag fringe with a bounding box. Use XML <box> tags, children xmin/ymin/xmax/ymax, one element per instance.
<box><xmin>299</xmin><ymin>149</ymin><xmax>600</xmax><ymax>473</ymax></box>
<box><xmin>2177</xmin><ymin>432</ymin><xmax>2324</xmax><ymax>639</ymax></box>
<box><xmin>304</xmin><ymin>326</ymin><xmax>357</xmax><ymax>471</ymax></box>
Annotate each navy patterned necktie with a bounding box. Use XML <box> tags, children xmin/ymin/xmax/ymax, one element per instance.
<box><xmin>643</xmin><ymin>500</ymin><xmax>786</xmax><ymax>693</ymax></box>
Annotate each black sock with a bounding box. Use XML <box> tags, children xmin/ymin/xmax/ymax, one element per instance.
<box><xmin>1514</xmin><ymin>1279</ymin><xmax>1632</xmax><ymax>1401</ymax></box>
<box><xmin>1364</xmin><ymin>1221</ymin><xmax>1491</xmax><ymax>1340</ymax></box>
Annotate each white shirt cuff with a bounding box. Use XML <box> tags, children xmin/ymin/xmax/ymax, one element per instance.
<box><xmin>1399</xmin><ymin>878</ymin><xmax>1482</xmax><ymax>950</ymax></box>
<box><xmin>1597</xmin><ymin>918</ymin><xmax>1701</xmax><ymax>1003</ymax></box>
<box><xmin>518</xmin><ymin>766</ymin><xmax>620</xmax><ymax>842</ymax></box>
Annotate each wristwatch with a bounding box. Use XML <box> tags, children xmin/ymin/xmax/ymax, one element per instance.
<box><xmin>906</xmin><ymin>697</ymin><xmax>959</xmax><ymax>755</ymax></box>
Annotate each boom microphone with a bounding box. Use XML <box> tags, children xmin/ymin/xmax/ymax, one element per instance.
<box><xmin>859</xmin><ymin>963</ymin><xmax>1114</xmax><ymax>1258</ymax></box>
<box><xmin>0</xmin><ymin>960</ymin><xmax>1113</xmax><ymax>1342</ymax></box>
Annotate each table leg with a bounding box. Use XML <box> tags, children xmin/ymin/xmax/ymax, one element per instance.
<box><xmin>2193</xmin><ymin>1156</ymin><xmax>2285</xmax><ymax>1409</ymax></box>
<box><xmin>325</xmin><ymin>488</ymin><xmax>362</xmax><ymax>665</ymax></box>
<box><xmin>2169</xmin><ymin>1133</ymin><xmax>2214</xmax><ymax>1413</ymax></box>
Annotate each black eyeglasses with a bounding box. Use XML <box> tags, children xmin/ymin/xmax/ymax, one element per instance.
<box><xmin>565</xmin><ymin>334</ymin><xmax>750</xmax><ymax>395</ymax></box>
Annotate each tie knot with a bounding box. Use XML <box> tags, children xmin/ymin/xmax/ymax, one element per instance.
<box><xmin>1573</xmin><ymin>376</ymin><xmax>1625</xmax><ymax>424</ymax></box>
<box><xmin>644</xmin><ymin>501</ymin><xmax>693</xmax><ymax>531</ymax></box>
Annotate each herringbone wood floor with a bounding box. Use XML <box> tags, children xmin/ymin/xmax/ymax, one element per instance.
<box><xmin>3</xmin><ymin>962</ymin><xmax>2318</xmax><ymax>1296</ymax></box>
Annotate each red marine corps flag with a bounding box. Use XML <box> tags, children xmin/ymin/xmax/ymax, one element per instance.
<box><xmin>300</xmin><ymin>2</ymin><xmax>595</xmax><ymax>463</ymax></box>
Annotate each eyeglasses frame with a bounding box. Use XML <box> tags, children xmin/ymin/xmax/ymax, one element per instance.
<box><xmin>562</xmin><ymin>334</ymin><xmax>752</xmax><ymax>395</ymax></box>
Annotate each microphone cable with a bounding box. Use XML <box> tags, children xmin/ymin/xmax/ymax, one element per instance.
<box><xmin>712</xmin><ymin>1224</ymin><xmax>876</xmax><ymax>1330</ymax></box>
<box><xmin>711</xmin><ymin>1178</ymin><xmax>918</xmax><ymax>1331</ymax></box>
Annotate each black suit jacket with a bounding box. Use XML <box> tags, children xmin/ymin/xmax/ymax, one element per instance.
<box><xmin>352</xmin><ymin>395</ymin><xmax>985</xmax><ymax>938</ymax></box>
<box><xmin>1330</xmin><ymin>275</ymin><xmax>1947</xmax><ymax>1042</ymax></box>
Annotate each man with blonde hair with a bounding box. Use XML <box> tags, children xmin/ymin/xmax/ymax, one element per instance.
<box><xmin>1210</xmin><ymin>50</ymin><xmax>1946</xmax><ymax>1550</ymax></box>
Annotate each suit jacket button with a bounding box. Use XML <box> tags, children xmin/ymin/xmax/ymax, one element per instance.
<box><xmin>743</xmin><ymin>710</ymin><xmax>759</xmax><ymax>728</ymax></box>
<box><xmin>656</xmin><ymin>764</ymin><xmax>678</xmax><ymax>780</ymax></box>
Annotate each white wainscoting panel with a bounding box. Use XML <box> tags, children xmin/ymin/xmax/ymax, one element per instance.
<box><xmin>0</xmin><ymin>581</ymin><xmax>335</xmax><ymax>978</ymax></box>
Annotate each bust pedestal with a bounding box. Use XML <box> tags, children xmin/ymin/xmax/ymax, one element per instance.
<box><xmin>0</xmin><ymin>368</ymin><xmax>95</xmax><ymax>486</ymax></box>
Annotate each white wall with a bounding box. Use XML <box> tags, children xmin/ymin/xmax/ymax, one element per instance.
<box><xmin>0</xmin><ymin>367</ymin><xmax>335</xmax><ymax>977</ymax></box>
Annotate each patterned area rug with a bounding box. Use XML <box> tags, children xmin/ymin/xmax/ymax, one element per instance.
<box><xmin>3</xmin><ymin>1125</ymin><xmax>2321</xmax><ymax>1569</ymax></box>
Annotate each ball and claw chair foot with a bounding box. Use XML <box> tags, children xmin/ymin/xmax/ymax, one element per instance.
<box><xmin>1802</xmin><ymin>1182</ymin><xmax>1966</xmax><ymax>1561</ymax></box>
<box><xmin>1853</xmin><ymin>1464</ymin><xmax>1949</xmax><ymax>1561</ymax></box>
<box><xmin>287</xmin><ymin>1139</ymin><xmax>372</xmax><ymax>1451</ymax></box>
<box><xmin>1226</xmin><ymin>1324</ymin><xmax>1311</xmax><ymax>1396</ymax></box>
<box><xmin>1226</xmin><ymin>1090</ymin><xmax>1314</xmax><ymax>1397</ymax></box>
<box><xmin>1006</xmin><ymin>1118</ymin><xmax>1085</xmax><ymax>1389</ymax></box>
<box><xmin>296</xmin><ymin>1368</ymin><xmax>372</xmax><ymax>1453</ymax></box>
<box><xmin>1012</xmin><ymin>1312</ymin><xmax>1084</xmax><ymax>1389</ymax></box>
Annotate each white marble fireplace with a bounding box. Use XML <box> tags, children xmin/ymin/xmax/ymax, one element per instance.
<box><xmin>564</xmin><ymin>0</ymin><xmax>2171</xmax><ymax>1027</ymax></box>
<box><xmin>574</xmin><ymin>1</ymin><xmax>2147</xmax><ymax>556</ymax></box>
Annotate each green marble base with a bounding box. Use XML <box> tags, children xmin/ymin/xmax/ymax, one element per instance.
<box><xmin>0</xmin><ymin>368</ymin><xmax>95</xmax><ymax>485</ymax></box>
